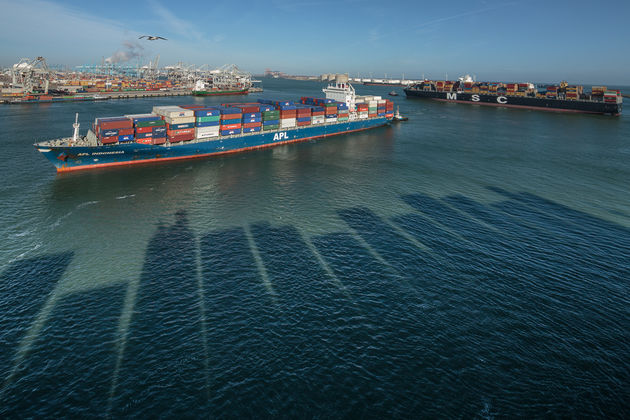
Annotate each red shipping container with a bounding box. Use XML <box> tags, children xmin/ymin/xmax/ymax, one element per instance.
<box><xmin>135</xmin><ymin>126</ymin><xmax>153</xmax><ymax>134</ymax></box>
<box><xmin>297</xmin><ymin>121</ymin><xmax>310</xmax><ymax>126</ymax></box>
<box><xmin>236</xmin><ymin>106</ymin><xmax>259</xmax><ymax>113</ymax></box>
<box><xmin>312</xmin><ymin>111</ymin><xmax>325</xmax><ymax>116</ymax></box>
<box><xmin>167</xmin><ymin>128</ymin><xmax>195</xmax><ymax>137</ymax></box>
<box><xmin>243</xmin><ymin>122</ymin><xmax>261</xmax><ymax>128</ymax></box>
<box><xmin>168</xmin><ymin>133</ymin><xmax>194</xmax><ymax>143</ymax></box>
<box><xmin>100</xmin><ymin>136</ymin><xmax>118</xmax><ymax>144</ymax></box>
<box><xmin>99</xmin><ymin>119</ymin><xmax>132</xmax><ymax>130</ymax></box>
<box><xmin>280</xmin><ymin>110</ymin><xmax>297</xmax><ymax>118</ymax></box>
<box><xmin>118</xmin><ymin>128</ymin><xmax>134</xmax><ymax>136</ymax></box>
<box><xmin>325</xmin><ymin>109</ymin><xmax>336</xmax><ymax>115</ymax></box>
<box><xmin>220</xmin><ymin>123</ymin><xmax>242</xmax><ymax>130</ymax></box>
<box><xmin>153</xmin><ymin>137</ymin><xmax>167</xmax><ymax>145</ymax></box>
<box><xmin>338</xmin><ymin>113</ymin><xmax>349</xmax><ymax>118</ymax></box>
<box><xmin>220</xmin><ymin>113</ymin><xmax>242</xmax><ymax>120</ymax></box>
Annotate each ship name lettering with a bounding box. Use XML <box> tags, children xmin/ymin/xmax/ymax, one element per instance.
<box><xmin>273</xmin><ymin>132</ymin><xmax>288</xmax><ymax>141</ymax></box>
<box><xmin>497</xmin><ymin>96</ymin><xmax>508</xmax><ymax>104</ymax></box>
<box><xmin>446</xmin><ymin>93</ymin><xmax>457</xmax><ymax>100</ymax></box>
<box><xmin>472</xmin><ymin>95</ymin><xmax>480</xmax><ymax>102</ymax></box>
<box><xmin>91</xmin><ymin>151</ymin><xmax>125</xmax><ymax>156</ymax></box>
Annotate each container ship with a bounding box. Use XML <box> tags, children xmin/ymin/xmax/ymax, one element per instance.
<box><xmin>35</xmin><ymin>78</ymin><xmax>394</xmax><ymax>172</ymax></box>
<box><xmin>7</xmin><ymin>95</ymin><xmax>109</xmax><ymax>104</ymax></box>
<box><xmin>404</xmin><ymin>76</ymin><xmax>622</xmax><ymax>115</ymax></box>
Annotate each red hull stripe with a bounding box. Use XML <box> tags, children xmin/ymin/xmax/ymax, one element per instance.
<box><xmin>431</xmin><ymin>98</ymin><xmax>615</xmax><ymax>114</ymax></box>
<box><xmin>57</xmin><ymin>123</ymin><xmax>386</xmax><ymax>173</ymax></box>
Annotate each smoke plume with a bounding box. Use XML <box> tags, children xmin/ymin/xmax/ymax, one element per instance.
<box><xmin>105</xmin><ymin>41</ymin><xmax>144</xmax><ymax>64</ymax></box>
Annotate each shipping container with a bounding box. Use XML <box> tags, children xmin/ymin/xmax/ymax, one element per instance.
<box><xmin>166</xmin><ymin>122</ymin><xmax>195</xmax><ymax>130</ymax></box>
<box><xmin>196</xmin><ymin>121</ymin><xmax>220</xmax><ymax>127</ymax></box>
<box><xmin>220</xmin><ymin>123</ymin><xmax>242</xmax><ymax>130</ymax></box>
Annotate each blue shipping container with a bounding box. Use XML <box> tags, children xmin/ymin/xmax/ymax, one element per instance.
<box><xmin>243</xmin><ymin>117</ymin><xmax>262</xmax><ymax>124</ymax></box>
<box><xmin>297</xmin><ymin>117</ymin><xmax>311</xmax><ymax>122</ymax></box>
<box><xmin>135</xmin><ymin>132</ymin><xmax>153</xmax><ymax>139</ymax></box>
<box><xmin>263</xmin><ymin>119</ymin><xmax>279</xmax><ymax>125</ymax></box>
<box><xmin>100</xmin><ymin>129</ymin><xmax>118</xmax><ymax>137</ymax></box>
<box><xmin>222</xmin><ymin>118</ymin><xmax>241</xmax><ymax>125</ymax></box>
<box><xmin>194</xmin><ymin>108</ymin><xmax>220</xmax><ymax>117</ymax></box>
<box><xmin>221</xmin><ymin>129</ymin><xmax>242</xmax><ymax>136</ymax></box>
<box><xmin>118</xmin><ymin>134</ymin><xmax>134</xmax><ymax>142</ymax></box>
<box><xmin>243</xmin><ymin>112</ymin><xmax>262</xmax><ymax>118</ymax></box>
<box><xmin>152</xmin><ymin>126</ymin><xmax>167</xmax><ymax>135</ymax></box>
<box><xmin>243</xmin><ymin>126</ymin><xmax>262</xmax><ymax>133</ymax></box>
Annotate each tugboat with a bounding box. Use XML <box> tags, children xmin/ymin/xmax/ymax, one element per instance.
<box><xmin>392</xmin><ymin>106</ymin><xmax>408</xmax><ymax>122</ymax></box>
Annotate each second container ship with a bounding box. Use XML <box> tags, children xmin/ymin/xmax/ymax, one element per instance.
<box><xmin>404</xmin><ymin>76</ymin><xmax>622</xmax><ymax>115</ymax></box>
<box><xmin>35</xmin><ymin>78</ymin><xmax>395</xmax><ymax>172</ymax></box>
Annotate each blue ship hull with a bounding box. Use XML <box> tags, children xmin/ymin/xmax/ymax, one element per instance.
<box><xmin>36</xmin><ymin>118</ymin><xmax>390</xmax><ymax>172</ymax></box>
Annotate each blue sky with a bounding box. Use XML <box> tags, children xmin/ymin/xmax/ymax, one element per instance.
<box><xmin>1</xmin><ymin>0</ymin><xmax>629</xmax><ymax>84</ymax></box>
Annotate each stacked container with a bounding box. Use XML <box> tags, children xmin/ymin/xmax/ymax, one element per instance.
<box><xmin>385</xmin><ymin>100</ymin><xmax>394</xmax><ymax>118</ymax></box>
<box><xmin>277</xmin><ymin>102</ymin><xmax>297</xmax><ymax>128</ymax></box>
<box><xmin>261</xmin><ymin>104</ymin><xmax>279</xmax><ymax>131</ymax></box>
<box><xmin>311</xmin><ymin>106</ymin><xmax>325</xmax><ymax>124</ymax></box>
<box><xmin>126</xmin><ymin>113</ymin><xmax>166</xmax><ymax>145</ymax></box>
<box><xmin>337</xmin><ymin>102</ymin><xmax>349</xmax><ymax>122</ymax></box>
<box><xmin>94</xmin><ymin>117</ymin><xmax>134</xmax><ymax>145</ymax></box>
<box><xmin>355</xmin><ymin>102</ymin><xmax>369</xmax><ymax>119</ymax></box>
<box><xmin>194</xmin><ymin>108</ymin><xmax>221</xmax><ymax>139</ymax></box>
<box><xmin>235</xmin><ymin>104</ymin><xmax>262</xmax><ymax>133</ymax></box>
<box><xmin>153</xmin><ymin>106</ymin><xmax>196</xmax><ymax>142</ymax></box>
<box><xmin>218</xmin><ymin>107</ymin><xmax>243</xmax><ymax>136</ymax></box>
<box><xmin>377</xmin><ymin>100</ymin><xmax>387</xmax><ymax>116</ymax></box>
<box><xmin>546</xmin><ymin>86</ymin><xmax>558</xmax><ymax>99</ymax></box>
<box><xmin>604</xmin><ymin>90</ymin><xmax>619</xmax><ymax>103</ymax></box>
<box><xmin>295</xmin><ymin>106</ymin><xmax>312</xmax><ymax>126</ymax></box>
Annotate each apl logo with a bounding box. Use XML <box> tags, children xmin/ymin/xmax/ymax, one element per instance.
<box><xmin>273</xmin><ymin>132</ymin><xmax>288</xmax><ymax>141</ymax></box>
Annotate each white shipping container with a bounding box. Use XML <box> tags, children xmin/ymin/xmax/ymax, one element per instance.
<box><xmin>358</xmin><ymin>113</ymin><xmax>369</xmax><ymax>119</ymax></box>
<box><xmin>372</xmin><ymin>96</ymin><xmax>382</xmax><ymax>100</ymax></box>
<box><xmin>377</xmin><ymin>99</ymin><xmax>387</xmax><ymax>104</ymax></box>
<box><xmin>164</xmin><ymin>116</ymin><xmax>196</xmax><ymax>125</ymax></box>
<box><xmin>311</xmin><ymin>117</ymin><xmax>325</xmax><ymax>124</ymax></box>
<box><xmin>196</xmin><ymin>131</ymin><xmax>219</xmax><ymax>139</ymax></box>
<box><xmin>196</xmin><ymin>126</ymin><xmax>220</xmax><ymax>135</ymax></box>
<box><xmin>280</xmin><ymin>118</ymin><xmax>296</xmax><ymax>127</ymax></box>
<box><xmin>325</xmin><ymin>117</ymin><xmax>337</xmax><ymax>123</ymax></box>
<box><xmin>125</xmin><ymin>113</ymin><xmax>159</xmax><ymax>119</ymax></box>
<box><xmin>368</xmin><ymin>101</ymin><xmax>378</xmax><ymax>107</ymax></box>
<box><xmin>152</xmin><ymin>106</ymin><xmax>194</xmax><ymax>118</ymax></box>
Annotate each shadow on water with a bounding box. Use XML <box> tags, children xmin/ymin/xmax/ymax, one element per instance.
<box><xmin>2</xmin><ymin>285</ymin><xmax>125</xmax><ymax>418</ymax></box>
<box><xmin>0</xmin><ymin>253</ymin><xmax>73</xmax><ymax>380</ymax></box>
<box><xmin>112</xmin><ymin>210</ymin><xmax>206</xmax><ymax>417</ymax></box>
<box><xmin>199</xmin><ymin>226</ymin><xmax>278</xmax><ymax>416</ymax></box>
<box><xmin>2</xmin><ymin>187</ymin><xmax>629</xmax><ymax>417</ymax></box>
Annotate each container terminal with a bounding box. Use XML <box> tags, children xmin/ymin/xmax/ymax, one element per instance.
<box><xmin>0</xmin><ymin>57</ymin><xmax>261</xmax><ymax>104</ymax></box>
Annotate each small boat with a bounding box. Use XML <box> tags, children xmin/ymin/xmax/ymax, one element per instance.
<box><xmin>389</xmin><ymin>90</ymin><xmax>399</xmax><ymax>96</ymax></box>
<box><xmin>392</xmin><ymin>106</ymin><xmax>408</xmax><ymax>122</ymax></box>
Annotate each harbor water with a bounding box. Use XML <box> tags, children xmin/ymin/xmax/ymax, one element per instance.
<box><xmin>0</xmin><ymin>78</ymin><xmax>628</xmax><ymax>417</ymax></box>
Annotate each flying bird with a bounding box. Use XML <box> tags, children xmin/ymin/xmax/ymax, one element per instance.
<box><xmin>139</xmin><ymin>35</ymin><xmax>167</xmax><ymax>41</ymax></box>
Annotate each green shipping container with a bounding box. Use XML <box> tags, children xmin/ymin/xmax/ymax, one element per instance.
<box><xmin>262</xmin><ymin>111</ymin><xmax>280</xmax><ymax>119</ymax></box>
<box><xmin>263</xmin><ymin>124</ymin><xmax>279</xmax><ymax>131</ymax></box>
<box><xmin>135</xmin><ymin>120</ymin><xmax>165</xmax><ymax>128</ymax></box>
<box><xmin>197</xmin><ymin>116</ymin><xmax>220</xmax><ymax>122</ymax></box>
<box><xmin>338</xmin><ymin>117</ymin><xmax>349</xmax><ymax>122</ymax></box>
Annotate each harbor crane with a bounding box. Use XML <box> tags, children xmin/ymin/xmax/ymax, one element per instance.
<box><xmin>10</xmin><ymin>56</ymin><xmax>51</xmax><ymax>93</ymax></box>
